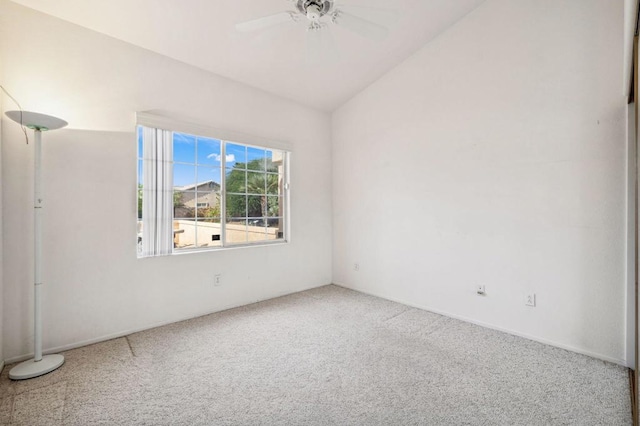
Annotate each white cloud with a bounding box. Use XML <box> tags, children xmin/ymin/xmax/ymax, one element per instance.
<box><xmin>206</xmin><ymin>153</ymin><xmax>236</xmax><ymax>162</ymax></box>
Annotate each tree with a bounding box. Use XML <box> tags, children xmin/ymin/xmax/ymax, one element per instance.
<box><xmin>138</xmin><ymin>184</ymin><xmax>143</xmax><ymax>218</ymax></box>
<box><xmin>225</xmin><ymin>159</ymin><xmax>279</xmax><ymax>219</ymax></box>
<box><xmin>173</xmin><ymin>191</ymin><xmax>184</xmax><ymax>207</ymax></box>
<box><xmin>245</xmin><ymin>171</ymin><xmax>278</xmax><ymax>218</ymax></box>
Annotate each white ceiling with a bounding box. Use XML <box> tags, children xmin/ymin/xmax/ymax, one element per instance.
<box><xmin>9</xmin><ymin>0</ymin><xmax>485</xmax><ymax>111</ymax></box>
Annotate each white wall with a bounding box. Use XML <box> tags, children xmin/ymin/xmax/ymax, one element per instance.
<box><xmin>0</xmin><ymin>1</ymin><xmax>332</xmax><ymax>361</ymax></box>
<box><xmin>332</xmin><ymin>0</ymin><xmax>628</xmax><ymax>364</ymax></box>
<box><xmin>0</xmin><ymin>46</ymin><xmax>4</xmax><ymax>370</ymax></box>
<box><xmin>627</xmin><ymin>103</ymin><xmax>636</xmax><ymax>369</ymax></box>
<box><xmin>624</xmin><ymin>0</ymin><xmax>637</xmax><ymax>95</ymax></box>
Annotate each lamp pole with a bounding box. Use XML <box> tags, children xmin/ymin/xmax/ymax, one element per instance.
<box><xmin>5</xmin><ymin>110</ymin><xmax>67</xmax><ymax>380</ymax></box>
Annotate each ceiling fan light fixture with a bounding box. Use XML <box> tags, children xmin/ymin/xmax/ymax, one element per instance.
<box><xmin>306</xmin><ymin>4</ymin><xmax>322</xmax><ymax>22</ymax></box>
<box><xmin>236</xmin><ymin>0</ymin><xmax>389</xmax><ymax>43</ymax></box>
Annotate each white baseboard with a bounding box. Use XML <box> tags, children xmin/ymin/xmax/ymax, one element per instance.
<box><xmin>333</xmin><ymin>282</ymin><xmax>629</xmax><ymax>368</ymax></box>
<box><xmin>5</xmin><ymin>282</ymin><xmax>330</xmax><ymax>365</ymax></box>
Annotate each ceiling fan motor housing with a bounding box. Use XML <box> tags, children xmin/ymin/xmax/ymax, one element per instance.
<box><xmin>296</xmin><ymin>0</ymin><xmax>334</xmax><ymax>22</ymax></box>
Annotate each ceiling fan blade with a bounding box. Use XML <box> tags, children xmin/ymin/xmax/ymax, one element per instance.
<box><xmin>332</xmin><ymin>10</ymin><xmax>388</xmax><ymax>41</ymax></box>
<box><xmin>306</xmin><ymin>26</ymin><xmax>339</xmax><ymax>65</ymax></box>
<box><xmin>306</xmin><ymin>28</ymin><xmax>323</xmax><ymax>65</ymax></box>
<box><xmin>235</xmin><ymin>12</ymin><xmax>296</xmax><ymax>32</ymax></box>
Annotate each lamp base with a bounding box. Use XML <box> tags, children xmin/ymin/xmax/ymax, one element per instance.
<box><xmin>9</xmin><ymin>354</ymin><xmax>65</xmax><ymax>380</ymax></box>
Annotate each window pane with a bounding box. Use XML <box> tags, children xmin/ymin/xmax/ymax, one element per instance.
<box><xmin>138</xmin><ymin>127</ymin><xmax>289</xmax><ymax>255</ymax></box>
<box><xmin>137</xmin><ymin>220</ymin><xmax>143</xmax><ymax>255</ymax></box>
<box><xmin>196</xmin><ymin>137</ymin><xmax>222</xmax><ymax>166</ymax></box>
<box><xmin>173</xmin><ymin>133</ymin><xmax>196</xmax><ymax>163</ymax></box>
<box><xmin>266</xmin><ymin>150</ymin><xmax>284</xmax><ymax>172</ymax></box>
<box><xmin>196</xmin><ymin>192</ymin><xmax>221</xmax><ymax>218</ymax></box>
<box><xmin>226</xmin><ymin>143</ymin><xmax>246</xmax><ymax>169</ymax></box>
<box><xmin>226</xmin><ymin>218</ymin><xmax>248</xmax><ymax>244</ymax></box>
<box><xmin>195</xmin><ymin>176</ymin><xmax>220</xmax><ymax>202</ymax></box>
<box><xmin>266</xmin><ymin>196</ymin><xmax>282</xmax><ymax>217</ymax></box>
<box><xmin>174</xmin><ymin>191</ymin><xmax>195</xmax><ymax>218</ymax></box>
<box><xmin>265</xmin><ymin>218</ymin><xmax>284</xmax><ymax>240</ymax></box>
<box><xmin>174</xmin><ymin>164</ymin><xmax>196</xmax><ymax>187</ymax></box>
<box><xmin>173</xmin><ymin>219</ymin><xmax>196</xmax><ymax>249</ymax></box>
<box><xmin>247</xmin><ymin>147</ymin><xmax>266</xmax><ymax>171</ymax></box>
<box><xmin>246</xmin><ymin>172</ymin><xmax>266</xmax><ymax>194</ymax></box>
<box><xmin>247</xmin><ymin>195</ymin><xmax>263</xmax><ymax>217</ymax></box>
<box><xmin>137</xmin><ymin>127</ymin><xmax>143</xmax><ymax>159</ymax></box>
<box><xmin>225</xmin><ymin>168</ymin><xmax>246</xmax><ymax>195</ymax></box>
<box><xmin>247</xmin><ymin>218</ymin><xmax>268</xmax><ymax>242</ymax></box>
<box><xmin>196</xmin><ymin>167</ymin><xmax>222</xmax><ymax>188</ymax></box>
<box><xmin>266</xmin><ymin>173</ymin><xmax>280</xmax><ymax>195</ymax></box>
<box><xmin>226</xmin><ymin>194</ymin><xmax>246</xmax><ymax>218</ymax></box>
<box><xmin>248</xmin><ymin>218</ymin><xmax>264</xmax><ymax>227</ymax></box>
<box><xmin>137</xmin><ymin>160</ymin><xmax>143</xmax><ymax>185</ymax></box>
<box><xmin>137</xmin><ymin>182</ymin><xmax>143</xmax><ymax>220</ymax></box>
<box><xmin>199</xmin><ymin>218</ymin><xmax>222</xmax><ymax>247</ymax></box>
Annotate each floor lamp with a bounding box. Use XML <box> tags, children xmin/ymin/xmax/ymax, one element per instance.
<box><xmin>5</xmin><ymin>110</ymin><xmax>67</xmax><ymax>380</ymax></box>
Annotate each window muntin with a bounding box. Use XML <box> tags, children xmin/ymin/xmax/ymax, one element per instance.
<box><xmin>137</xmin><ymin>126</ymin><xmax>288</xmax><ymax>256</ymax></box>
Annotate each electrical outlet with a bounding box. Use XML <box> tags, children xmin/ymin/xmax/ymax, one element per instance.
<box><xmin>214</xmin><ymin>274</ymin><xmax>222</xmax><ymax>286</ymax></box>
<box><xmin>476</xmin><ymin>285</ymin><xmax>486</xmax><ymax>295</ymax></box>
<box><xmin>525</xmin><ymin>293</ymin><xmax>536</xmax><ymax>307</ymax></box>
<box><xmin>354</xmin><ymin>263</ymin><xmax>360</xmax><ymax>272</ymax></box>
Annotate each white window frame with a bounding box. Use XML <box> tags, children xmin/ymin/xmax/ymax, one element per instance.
<box><xmin>137</xmin><ymin>113</ymin><xmax>291</xmax><ymax>257</ymax></box>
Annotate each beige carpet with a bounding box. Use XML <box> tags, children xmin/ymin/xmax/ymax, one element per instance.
<box><xmin>0</xmin><ymin>285</ymin><xmax>632</xmax><ymax>425</ymax></box>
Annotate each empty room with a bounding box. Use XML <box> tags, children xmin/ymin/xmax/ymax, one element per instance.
<box><xmin>0</xmin><ymin>0</ymin><xmax>638</xmax><ymax>424</ymax></box>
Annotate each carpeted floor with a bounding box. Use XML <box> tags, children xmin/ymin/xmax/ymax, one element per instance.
<box><xmin>0</xmin><ymin>285</ymin><xmax>632</xmax><ymax>425</ymax></box>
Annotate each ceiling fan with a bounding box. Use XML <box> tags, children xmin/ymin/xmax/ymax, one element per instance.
<box><xmin>235</xmin><ymin>0</ymin><xmax>389</xmax><ymax>42</ymax></box>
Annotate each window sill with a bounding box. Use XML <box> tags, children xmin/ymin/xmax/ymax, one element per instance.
<box><xmin>137</xmin><ymin>239</ymin><xmax>289</xmax><ymax>258</ymax></box>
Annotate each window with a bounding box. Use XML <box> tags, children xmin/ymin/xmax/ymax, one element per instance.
<box><xmin>137</xmin><ymin>120</ymin><xmax>289</xmax><ymax>257</ymax></box>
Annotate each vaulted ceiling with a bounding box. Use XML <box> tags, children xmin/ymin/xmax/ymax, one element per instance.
<box><xmin>9</xmin><ymin>0</ymin><xmax>485</xmax><ymax>111</ymax></box>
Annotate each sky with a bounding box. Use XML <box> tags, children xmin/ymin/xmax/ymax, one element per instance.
<box><xmin>138</xmin><ymin>128</ymin><xmax>279</xmax><ymax>188</ymax></box>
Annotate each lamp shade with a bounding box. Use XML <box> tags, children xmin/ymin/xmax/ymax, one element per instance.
<box><xmin>5</xmin><ymin>110</ymin><xmax>67</xmax><ymax>131</ymax></box>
